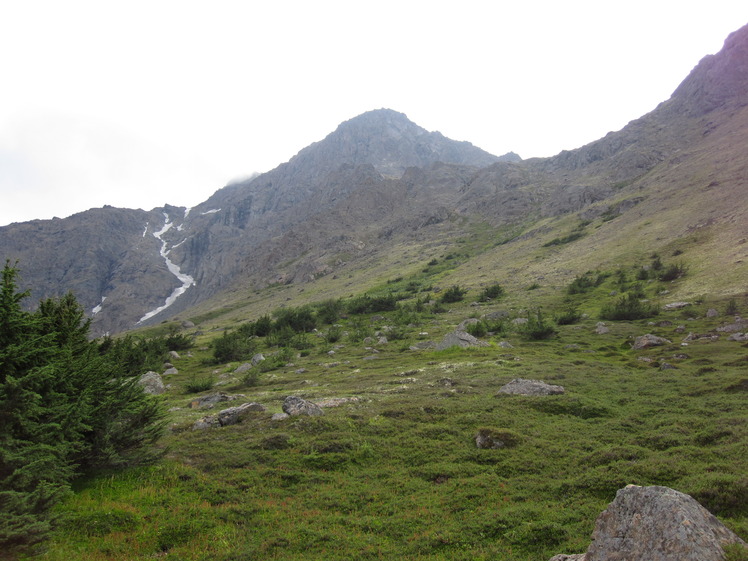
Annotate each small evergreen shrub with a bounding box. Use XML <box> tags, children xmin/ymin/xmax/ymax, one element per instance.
<box><xmin>600</xmin><ymin>292</ymin><xmax>658</xmax><ymax>321</ymax></box>
<box><xmin>347</xmin><ymin>318</ymin><xmax>372</xmax><ymax>342</ymax></box>
<box><xmin>659</xmin><ymin>262</ymin><xmax>687</xmax><ymax>282</ymax></box>
<box><xmin>212</xmin><ymin>330</ymin><xmax>257</xmax><ymax>363</ymax></box>
<box><xmin>567</xmin><ymin>271</ymin><xmax>604</xmax><ymax>294</ymax></box>
<box><xmin>185</xmin><ymin>375</ymin><xmax>215</xmax><ymax>394</ymax></box>
<box><xmin>241</xmin><ymin>370</ymin><xmax>261</xmax><ymax>387</ymax></box>
<box><xmin>346</xmin><ymin>293</ymin><xmax>398</xmax><ymax>314</ymax></box>
<box><xmin>555</xmin><ymin>307</ymin><xmax>582</xmax><ymax>325</ymax></box>
<box><xmin>519</xmin><ymin>309</ymin><xmax>557</xmax><ymax>340</ymax></box>
<box><xmin>725</xmin><ymin>298</ymin><xmax>739</xmax><ymax>315</ymax></box>
<box><xmin>315</xmin><ymin>299</ymin><xmax>344</xmax><ymax>324</ymax></box>
<box><xmin>325</xmin><ymin>325</ymin><xmax>343</xmax><ymax>343</ymax></box>
<box><xmin>440</xmin><ymin>285</ymin><xmax>467</xmax><ymax>303</ymax></box>
<box><xmin>478</xmin><ymin>283</ymin><xmax>505</xmax><ymax>302</ymax></box>
<box><xmin>273</xmin><ymin>306</ymin><xmax>317</xmax><ymax>332</ymax></box>
<box><xmin>466</xmin><ymin>321</ymin><xmax>488</xmax><ymax>338</ymax></box>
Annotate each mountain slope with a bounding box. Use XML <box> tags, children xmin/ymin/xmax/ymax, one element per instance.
<box><xmin>1</xmin><ymin>23</ymin><xmax>748</xmax><ymax>336</ymax></box>
<box><xmin>0</xmin><ymin>110</ymin><xmax>514</xmax><ymax>335</ymax></box>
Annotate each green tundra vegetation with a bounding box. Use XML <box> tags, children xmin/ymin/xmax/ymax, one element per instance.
<box><xmin>3</xmin><ymin>258</ymin><xmax>748</xmax><ymax>560</ymax></box>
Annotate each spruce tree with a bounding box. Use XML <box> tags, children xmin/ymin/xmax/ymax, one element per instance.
<box><xmin>0</xmin><ymin>263</ymin><xmax>75</xmax><ymax>552</ymax></box>
<box><xmin>0</xmin><ymin>262</ymin><xmax>166</xmax><ymax>554</ymax></box>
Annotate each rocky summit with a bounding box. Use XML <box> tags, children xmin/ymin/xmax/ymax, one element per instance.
<box><xmin>2</xmin><ymin>24</ymin><xmax>748</xmax><ymax>336</ymax></box>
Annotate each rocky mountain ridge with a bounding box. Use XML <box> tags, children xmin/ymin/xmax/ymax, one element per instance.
<box><xmin>2</xmin><ymin>23</ymin><xmax>748</xmax><ymax>336</ymax></box>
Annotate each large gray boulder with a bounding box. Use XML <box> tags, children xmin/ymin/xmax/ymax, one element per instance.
<box><xmin>549</xmin><ymin>485</ymin><xmax>746</xmax><ymax>561</ymax></box>
<box><xmin>436</xmin><ymin>330</ymin><xmax>488</xmax><ymax>350</ymax></box>
<box><xmin>282</xmin><ymin>396</ymin><xmax>323</xmax><ymax>417</ymax></box>
<box><xmin>497</xmin><ymin>378</ymin><xmax>564</xmax><ymax>396</ymax></box>
<box><xmin>138</xmin><ymin>371</ymin><xmax>165</xmax><ymax>395</ymax></box>
<box><xmin>632</xmin><ymin>334</ymin><xmax>672</xmax><ymax>350</ymax></box>
<box><xmin>192</xmin><ymin>402</ymin><xmax>266</xmax><ymax>430</ymax></box>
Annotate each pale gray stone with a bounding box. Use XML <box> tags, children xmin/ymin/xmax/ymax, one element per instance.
<box><xmin>138</xmin><ymin>371</ymin><xmax>165</xmax><ymax>395</ymax></box>
<box><xmin>497</xmin><ymin>378</ymin><xmax>564</xmax><ymax>396</ymax></box>
<box><xmin>282</xmin><ymin>396</ymin><xmax>323</xmax><ymax>416</ymax></box>
<box><xmin>632</xmin><ymin>334</ymin><xmax>672</xmax><ymax>349</ymax></box>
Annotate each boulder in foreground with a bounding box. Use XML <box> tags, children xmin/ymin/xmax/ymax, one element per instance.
<box><xmin>550</xmin><ymin>485</ymin><xmax>746</xmax><ymax>561</ymax></box>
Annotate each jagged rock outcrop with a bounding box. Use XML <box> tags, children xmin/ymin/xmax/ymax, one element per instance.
<box><xmin>549</xmin><ymin>485</ymin><xmax>747</xmax><ymax>561</ymax></box>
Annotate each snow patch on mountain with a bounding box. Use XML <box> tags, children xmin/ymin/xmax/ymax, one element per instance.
<box><xmin>137</xmin><ymin>213</ymin><xmax>196</xmax><ymax>324</ymax></box>
<box><xmin>92</xmin><ymin>296</ymin><xmax>107</xmax><ymax>316</ymax></box>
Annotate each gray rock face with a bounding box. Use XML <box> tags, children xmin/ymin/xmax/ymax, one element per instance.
<box><xmin>550</xmin><ymin>485</ymin><xmax>746</xmax><ymax>561</ymax></box>
<box><xmin>138</xmin><ymin>371</ymin><xmax>165</xmax><ymax>395</ymax></box>
<box><xmin>632</xmin><ymin>334</ymin><xmax>672</xmax><ymax>350</ymax></box>
<box><xmin>163</xmin><ymin>367</ymin><xmax>178</xmax><ymax>376</ymax></box>
<box><xmin>189</xmin><ymin>392</ymin><xmax>244</xmax><ymax>409</ymax></box>
<box><xmin>497</xmin><ymin>378</ymin><xmax>564</xmax><ymax>396</ymax></box>
<box><xmin>282</xmin><ymin>396</ymin><xmax>323</xmax><ymax>417</ymax></box>
<box><xmin>436</xmin><ymin>330</ymin><xmax>488</xmax><ymax>350</ymax></box>
<box><xmin>192</xmin><ymin>402</ymin><xmax>266</xmax><ymax>430</ymax></box>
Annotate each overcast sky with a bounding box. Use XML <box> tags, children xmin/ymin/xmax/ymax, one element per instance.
<box><xmin>1</xmin><ymin>1</ymin><xmax>747</xmax><ymax>227</ymax></box>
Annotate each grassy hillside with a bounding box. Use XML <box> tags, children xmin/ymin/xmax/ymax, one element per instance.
<box><xmin>34</xmin><ymin>257</ymin><xmax>748</xmax><ymax>560</ymax></box>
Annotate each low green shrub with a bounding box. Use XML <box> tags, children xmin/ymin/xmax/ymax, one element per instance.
<box><xmin>346</xmin><ymin>293</ymin><xmax>398</xmax><ymax>314</ymax></box>
<box><xmin>555</xmin><ymin>306</ymin><xmax>582</xmax><ymax>325</ymax></box>
<box><xmin>567</xmin><ymin>271</ymin><xmax>604</xmax><ymax>295</ymax></box>
<box><xmin>519</xmin><ymin>309</ymin><xmax>557</xmax><ymax>340</ymax></box>
<box><xmin>659</xmin><ymin>262</ymin><xmax>687</xmax><ymax>282</ymax></box>
<box><xmin>325</xmin><ymin>325</ymin><xmax>343</xmax><ymax>343</ymax></box>
<box><xmin>440</xmin><ymin>285</ymin><xmax>467</xmax><ymax>304</ymax></box>
<box><xmin>600</xmin><ymin>292</ymin><xmax>658</xmax><ymax>320</ymax></box>
<box><xmin>687</xmin><ymin>474</ymin><xmax>748</xmax><ymax>517</ymax></box>
<box><xmin>184</xmin><ymin>375</ymin><xmax>215</xmax><ymax>394</ymax></box>
<box><xmin>478</xmin><ymin>283</ymin><xmax>505</xmax><ymax>302</ymax></box>
<box><xmin>466</xmin><ymin>321</ymin><xmax>488</xmax><ymax>338</ymax></box>
<box><xmin>241</xmin><ymin>370</ymin><xmax>261</xmax><ymax>387</ymax></box>
<box><xmin>212</xmin><ymin>330</ymin><xmax>257</xmax><ymax>363</ymax></box>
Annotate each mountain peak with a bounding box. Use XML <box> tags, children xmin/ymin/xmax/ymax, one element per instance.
<box><xmin>668</xmin><ymin>22</ymin><xmax>748</xmax><ymax>116</ymax></box>
<box><xmin>309</xmin><ymin>108</ymin><xmax>499</xmax><ymax>177</ymax></box>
